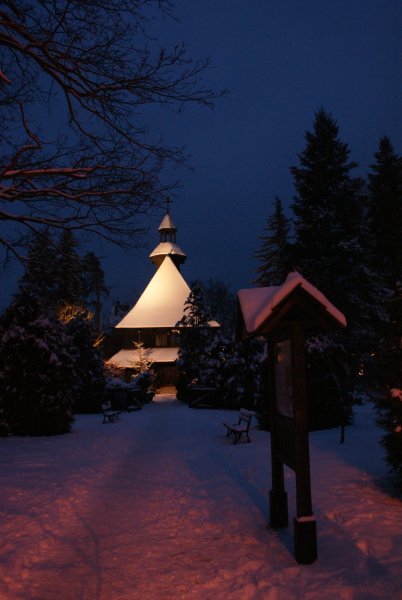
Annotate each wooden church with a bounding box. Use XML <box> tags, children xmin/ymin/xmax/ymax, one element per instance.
<box><xmin>107</xmin><ymin>205</ymin><xmax>191</xmax><ymax>387</ymax></box>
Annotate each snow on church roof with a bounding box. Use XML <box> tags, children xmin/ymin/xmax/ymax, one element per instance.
<box><xmin>115</xmin><ymin>256</ymin><xmax>191</xmax><ymax>328</ymax></box>
<box><xmin>149</xmin><ymin>242</ymin><xmax>186</xmax><ymax>260</ymax></box>
<box><xmin>238</xmin><ymin>271</ymin><xmax>347</xmax><ymax>334</ymax></box>
<box><xmin>158</xmin><ymin>213</ymin><xmax>176</xmax><ymax>231</ymax></box>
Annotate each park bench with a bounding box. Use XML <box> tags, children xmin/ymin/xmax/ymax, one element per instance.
<box><xmin>223</xmin><ymin>408</ymin><xmax>254</xmax><ymax>444</ymax></box>
<box><xmin>101</xmin><ymin>401</ymin><xmax>121</xmax><ymax>424</ymax></box>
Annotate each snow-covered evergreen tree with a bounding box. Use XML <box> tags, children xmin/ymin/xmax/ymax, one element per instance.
<box><xmin>198</xmin><ymin>327</ymin><xmax>228</xmax><ymax>391</ymax></box>
<box><xmin>176</xmin><ymin>283</ymin><xmax>213</xmax><ymax>400</ymax></box>
<box><xmin>222</xmin><ymin>337</ymin><xmax>264</xmax><ymax>410</ymax></box>
<box><xmin>254</xmin><ymin>196</ymin><xmax>291</xmax><ymax>286</ymax></box>
<box><xmin>0</xmin><ymin>291</ymin><xmax>76</xmax><ymax>436</ymax></box>
<box><xmin>290</xmin><ymin>109</ymin><xmax>384</xmax><ymax>424</ymax></box>
<box><xmin>176</xmin><ymin>283</ymin><xmax>264</xmax><ymax>409</ymax></box>
<box><xmin>59</xmin><ymin>304</ymin><xmax>106</xmax><ymax>414</ymax></box>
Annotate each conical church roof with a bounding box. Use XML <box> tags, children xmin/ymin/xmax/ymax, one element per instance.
<box><xmin>158</xmin><ymin>213</ymin><xmax>177</xmax><ymax>232</ymax></box>
<box><xmin>150</xmin><ymin>210</ymin><xmax>186</xmax><ymax>269</ymax></box>
<box><xmin>115</xmin><ymin>256</ymin><xmax>190</xmax><ymax>328</ymax></box>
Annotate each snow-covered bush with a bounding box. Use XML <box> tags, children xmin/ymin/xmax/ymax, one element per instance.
<box><xmin>0</xmin><ymin>293</ymin><xmax>76</xmax><ymax>436</ymax></box>
<box><xmin>198</xmin><ymin>328</ymin><xmax>227</xmax><ymax>390</ymax></box>
<box><xmin>221</xmin><ymin>337</ymin><xmax>264</xmax><ymax>410</ymax></box>
<box><xmin>375</xmin><ymin>281</ymin><xmax>402</xmax><ymax>482</ymax></box>
<box><xmin>377</xmin><ymin>388</ymin><xmax>402</xmax><ymax>479</ymax></box>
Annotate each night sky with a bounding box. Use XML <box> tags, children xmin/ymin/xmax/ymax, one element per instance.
<box><xmin>2</xmin><ymin>0</ymin><xmax>402</xmax><ymax>313</ymax></box>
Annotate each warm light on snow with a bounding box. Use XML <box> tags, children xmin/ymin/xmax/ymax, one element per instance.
<box><xmin>108</xmin><ymin>346</ymin><xmax>179</xmax><ymax>368</ymax></box>
<box><xmin>0</xmin><ymin>400</ymin><xmax>401</xmax><ymax>598</ymax></box>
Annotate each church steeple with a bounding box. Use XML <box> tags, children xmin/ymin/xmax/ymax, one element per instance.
<box><xmin>149</xmin><ymin>199</ymin><xmax>187</xmax><ymax>270</ymax></box>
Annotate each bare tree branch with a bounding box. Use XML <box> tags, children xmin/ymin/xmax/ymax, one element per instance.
<box><xmin>0</xmin><ymin>0</ymin><xmax>227</xmax><ymax>261</ymax></box>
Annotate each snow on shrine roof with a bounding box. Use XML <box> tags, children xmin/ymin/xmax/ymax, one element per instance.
<box><xmin>238</xmin><ymin>271</ymin><xmax>347</xmax><ymax>334</ymax></box>
<box><xmin>108</xmin><ymin>347</ymin><xmax>179</xmax><ymax>368</ymax></box>
<box><xmin>115</xmin><ymin>256</ymin><xmax>191</xmax><ymax>328</ymax></box>
<box><xmin>158</xmin><ymin>213</ymin><xmax>176</xmax><ymax>231</ymax></box>
<box><xmin>149</xmin><ymin>242</ymin><xmax>186</xmax><ymax>260</ymax></box>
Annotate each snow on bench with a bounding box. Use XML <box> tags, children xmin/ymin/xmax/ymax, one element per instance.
<box><xmin>223</xmin><ymin>408</ymin><xmax>254</xmax><ymax>444</ymax></box>
<box><xmin>101</xmin><ymin>401</ymin><xmax>121</xmax><ymax>424</ymax></box>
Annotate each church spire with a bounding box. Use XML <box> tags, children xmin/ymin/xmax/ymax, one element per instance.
<box><xmin>149</xmin><ymin>200</ymin><xmax>187</xmax><ymax>270</ymax></box>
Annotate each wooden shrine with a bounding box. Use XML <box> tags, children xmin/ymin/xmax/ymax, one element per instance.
<box><xmin>237</xmin><ymin>272</ymin><xmax>346</xmax><ymax>564</ymax></box>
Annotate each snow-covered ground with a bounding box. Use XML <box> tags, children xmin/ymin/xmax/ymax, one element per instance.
<box><xmin>0</xmin><ymin>397</ymin><xmax>401</xmax><ymax>600</ymax></box>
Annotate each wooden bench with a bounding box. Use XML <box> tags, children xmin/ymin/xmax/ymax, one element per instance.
<box><xmin>101</xmin><ymin>401</ymin><xmax>121</xmax><ymax>424</ymax></box>
<box><xmin>223</xmin><ymin>409</ymin><xmax>254</xmax><ymax>444</ymax></box>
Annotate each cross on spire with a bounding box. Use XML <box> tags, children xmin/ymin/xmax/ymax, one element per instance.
<box><xmin>165</xmin><ymin>196</ymin><xmax>172</xmax><ymax>214</ymax></box>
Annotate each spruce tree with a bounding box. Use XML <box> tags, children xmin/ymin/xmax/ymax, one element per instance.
<box><xmin>20</xmin><ymin>229</ymin><xmax>58</xmax><ymax>308</ymax></box>
<box><xmin>254</xmin><ymin>196</ymin><xmax>291</xmax><ymax>286</ymax></box>
<box><xmin>367</xmin><ymin>136</ymin><xmax>402</xmax><ymax>289</ymax></box>
<box><xmin>290</xmin><ymin>109</ymin><xmax>383</xmax><ymax>424</ymax></box>
<box><xmin>55</xmin><ymin>230</ymin><xmax>85</xmax><ymax>307</ymax></box>
<box><xmin>81</xmin><ymin>252</ymin><xmax>109</xmax><ymax>331</ymax></box>
<box><xmin>291</xmin><ymin>109</ymin><xmax>363</xmax><ymax>305</ymax></box>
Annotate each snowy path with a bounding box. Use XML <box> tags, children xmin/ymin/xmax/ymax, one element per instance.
<box><xmin>0</xmin><ymin>398</ymin><xmax>401</xmax><ymax>599</ymax></box>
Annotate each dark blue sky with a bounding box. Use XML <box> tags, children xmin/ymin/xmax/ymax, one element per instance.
<box><xmin>102</xmin><ymin>0</ymin><xmax>402</xmax><ymax>306</ymax></box>
<box><xmin>2</xmin><ymin>0</ymin><xmax>402</xmax><ymax>311</ymax></box>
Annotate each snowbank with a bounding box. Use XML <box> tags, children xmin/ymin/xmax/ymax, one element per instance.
<box><xmin>0</xmin><ymin>400</ymin><xmax>401</xmax><ymax>599</ymax></box>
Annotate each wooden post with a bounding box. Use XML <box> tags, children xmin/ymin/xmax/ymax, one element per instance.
<box><xmin>268</xmin><ymin>339</ymin><xmax>289</xmax><ymax>528</ymax></box>
<box><xmin>291</xmin><ymin>324</ymin><xmax>317</xmax><ymax>564</ymax></box>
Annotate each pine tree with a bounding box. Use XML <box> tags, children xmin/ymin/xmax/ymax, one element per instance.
<box><xmin>254</xmin><ymin>196</ymin><xmax>291</xmax><ymax>286</ymax></box>
<box><xmin>290</xmin><ymin>109</ymin><xmax>383</xmax><ymax>423</ymax></box>
<box><xmin>367</xmin><ymin>136</ymin><xmax>402</xmax><ymax>289</ymax></box>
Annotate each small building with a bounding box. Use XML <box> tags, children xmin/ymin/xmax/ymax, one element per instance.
<box><xmin>107</xmin><ymin>208</ymin><xmax>191</xmax><ymax>387</ymax></box>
